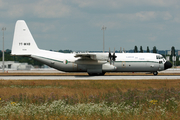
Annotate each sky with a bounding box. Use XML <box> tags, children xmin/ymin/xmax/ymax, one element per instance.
<box><xmin>0</xmin><ymin>0</ymin><xmax>180</xmax><ymax>51</ymax></box>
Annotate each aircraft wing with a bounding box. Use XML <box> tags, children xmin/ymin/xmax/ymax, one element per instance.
<box><xmin>74</xmin><ymin>53</ymin><xmax>96</xmax><ymax>60</ymax></box>
<box><xmin>74</xmin><ymin>53</ymin><xmax>108</xmax><ymax>61</ymax></box>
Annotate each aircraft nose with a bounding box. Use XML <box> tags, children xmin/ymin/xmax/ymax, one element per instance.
<box><xmin>164</xmin><ymin>61</ymin><xmax>172</xmax><ymax>70</ymax></box>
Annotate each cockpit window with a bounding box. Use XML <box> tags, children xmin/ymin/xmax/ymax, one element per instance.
<box><xmin>156</xmin><ymin>55</ymin><xmax>160</xmax><ymax>59</ymax></box>
<box><xmin>156</xmin><ymin>55</ymin><xmax>164</xmax><ymax>59</ymax></box>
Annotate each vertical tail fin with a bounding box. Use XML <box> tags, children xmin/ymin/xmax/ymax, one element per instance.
<box><xmin>11</xmin><ymin>20</ymin><xmax>39</xmax><ymax>55</ymax></box>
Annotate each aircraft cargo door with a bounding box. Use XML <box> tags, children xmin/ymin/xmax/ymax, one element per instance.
<box><xmin>122</xmin><ymin>61</ymin><xmax>126</xmax><ymax>68</ymax></box>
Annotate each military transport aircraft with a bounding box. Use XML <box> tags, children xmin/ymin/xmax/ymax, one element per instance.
<box><xmin>11</xmin><ymin>20</ymin><xmax>172</xmax><ymax>75</ymax></box>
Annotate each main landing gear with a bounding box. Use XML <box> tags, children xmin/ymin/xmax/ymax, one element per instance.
<box><xmin>88</xmin><ymin>72</ymin><xmax>106</xmax><ymax>76</ymax></box>
<box><xmin>153</xmin><ymin>71</ymin><xmax>158</xmax><ymax>76</ymax></box>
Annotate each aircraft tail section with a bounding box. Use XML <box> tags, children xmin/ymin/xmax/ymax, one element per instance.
<box><xmin>11</xmin><ymin>20</ymin><xmax>39</xmax><ymax>56</ymax></box>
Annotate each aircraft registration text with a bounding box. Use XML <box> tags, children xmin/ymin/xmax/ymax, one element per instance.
<box><xmin>19</xmin><ymin>43</ymin><xmax>31</xmax><ymax>46</ymax></box>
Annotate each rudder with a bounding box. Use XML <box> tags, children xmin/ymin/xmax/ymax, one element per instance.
<box><xmin>11</xmin><ymin>20</ymin><xmax>39</xmax><ymax>56</ymax></box>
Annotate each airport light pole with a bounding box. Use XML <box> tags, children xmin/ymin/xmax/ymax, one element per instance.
<box><xmin>2</xmin><ymin>27</ymin><xmax>6</xmax><ymax>73</ymax></box>
<box><xmin>101</xmin><ymin>25</ymin><xmax>106</xmax><ymax>53</ymax></box>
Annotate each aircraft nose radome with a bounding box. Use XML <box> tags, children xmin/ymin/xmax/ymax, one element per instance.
<box><xmin>164</xmin><ymin>61</ymin><xmax>172</xmax><ymax>70</ymax></box>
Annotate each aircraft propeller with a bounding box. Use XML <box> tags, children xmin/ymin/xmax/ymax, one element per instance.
<box><xmin>108</xmin><ymin>48</ymin><xmax>117</xmax><ymax>65</ymax></box>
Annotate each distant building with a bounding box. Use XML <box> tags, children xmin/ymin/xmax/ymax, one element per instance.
<box><xmin>166</xmin><ymin>56</ymin><xmax>170</xmax><ymax>61</ymax></box>
<box><xmin>167</xmin><ymin>51</ymin><xmax>171</xmax><ymax>55</ymax></box>
<box><xmin>0</xmin><ymin>61</ymin><xmax>34</xmax><ymax>70</ymax></box>
<box><xmin>178</xmin><ymin>51</ymin><xmax>180</xmax><ymax>56</ymax></box>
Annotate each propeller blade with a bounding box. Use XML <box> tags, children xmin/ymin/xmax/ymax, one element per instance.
<box><xmin>113</xmin><ymin>48</ymin><xmax>115</xmax><ymax>58</ymax></box>
<box><xmin>109</xmin><ymin>48</ymin><xmax>111</xmax><ymax>58</ymax></box>
<box><xmin>109</xmin><ymin>48</ymin><xmax>112</xmax><ymax>65</ymax></box>
<box><xmin>112</xmin><ymin>48</ymin><xmax>117</xmax><ymax>65</ymax></box>
<box><xmin>108</xmin><ymin>48</ymin><xmax>117</xmax><ymax>65</ymax></box>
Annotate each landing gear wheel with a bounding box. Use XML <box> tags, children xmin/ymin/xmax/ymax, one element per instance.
<box><xmin>153</xmin><ymin>71</ymin><xmax>158</xmax><ymax>76</ymax></box>
<box><xmin>88</xmin><ymin>73</ymin><xmax>98</xmax><ymax>76</ymax></box>
<box><xmin>88</xmin><ymin>73</ymin><xmax>94</xmax><ymax>76</ymax></box>
<box><xmin>88</xmin><ymin>72</ymin><xmax>106</xmax><ymax>76</ymax></box>
<box><xmin>99</xmin><ymin>72</ymin><xmax>106</xmax><ymax>76</ymax></box>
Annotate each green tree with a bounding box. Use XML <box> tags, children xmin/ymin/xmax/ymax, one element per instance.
<box><xmin>147</xmin><ymin>46</ymin><xmax>150</xmax><ymax>53</ymax></box>
<box><xmin>170</xmin><ymin>46</ymin><xmax>176</xmax><ymax>62</ymax></box>
<box><xmin>0</xmin><ymin>51</ymin><xmax>2</xmax><ymax>59</ymax></box>
<box><xmin>134</xmin><ymin>46</ymin><xmax>138</xmax><ymax>53</ymax></box>
<box><xmin>153</xmin><ymin>46</ymin><xmax>157</xmax><ymax>53</ymax></box>
<box><xmin>140</xmin><ymin>46</ymin><xmax>143</xmax><ymax>53</ymax></box>
<box><xmin>58</xmin><ymin>49</ymin><xmax>73</xmax><ymax>53</ymax></box>
<box><xmin>171</xmin><ymin>46</ymin><xmax>175</xmax><ymax>56</ymax></box>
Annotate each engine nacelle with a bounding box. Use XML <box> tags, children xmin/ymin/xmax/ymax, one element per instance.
<box><xmin>102</xmin><ymin>63</ymin><xmax>117</xmax><ymax>71</ymax></box>
<box><xmin>90</xmin><ymin>53</ymin><xmax>109</xmax><ymax>61</ymax></box>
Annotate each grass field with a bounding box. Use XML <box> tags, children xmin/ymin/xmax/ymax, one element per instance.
<box><xmin>0</xmin><ymin>79</ymin><xmax>180</xmax><ymax>119</ymax></box>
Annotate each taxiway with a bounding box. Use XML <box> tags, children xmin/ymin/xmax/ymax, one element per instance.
<box><xmin>0</xmin><ymin>75</ymin><xmax>180</xmax><ymax>80</ymax></box>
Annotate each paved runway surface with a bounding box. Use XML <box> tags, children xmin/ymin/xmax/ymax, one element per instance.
<box><xmin>0</xmin><ymin>75</ymin><xmax>180</xmax><ymax>80</ymax></box>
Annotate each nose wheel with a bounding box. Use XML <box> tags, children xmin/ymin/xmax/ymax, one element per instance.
<box><xmin>153</xmin><ymin>71</ymin><xmax>158</xmax><ymax>75</ymax></box>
